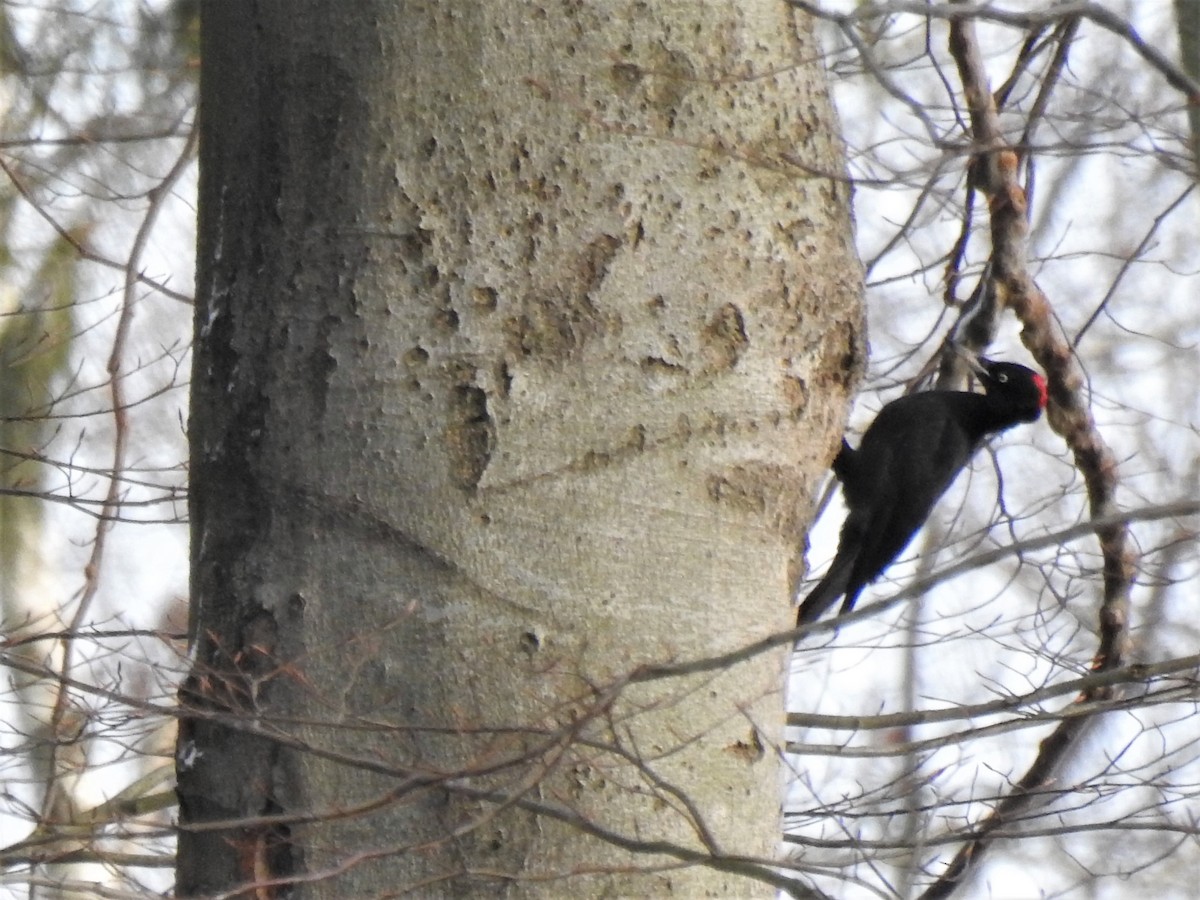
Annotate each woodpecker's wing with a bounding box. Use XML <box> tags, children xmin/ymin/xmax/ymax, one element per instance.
<box><xmin>836</xmin><ymin>396</ymin><xmax>985</xmax><ymax>613</ymax></box>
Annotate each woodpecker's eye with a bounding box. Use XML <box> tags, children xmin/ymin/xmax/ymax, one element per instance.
<box><xmin>996</xmin><ymin>372</ymin><xmax>1009</xmax><ymax>383</ymax></box>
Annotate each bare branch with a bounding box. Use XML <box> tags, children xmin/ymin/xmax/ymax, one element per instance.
<box><xmin>789</xmin><ymin>1</ymin><xmax>1200</xmax><ymax>99</ymax></box>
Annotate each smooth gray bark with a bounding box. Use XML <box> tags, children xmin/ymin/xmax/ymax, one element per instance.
<box><xmin>179</xmin><ymin>2</ymin><xmax>862</xmax><ymax>896</ymax></box>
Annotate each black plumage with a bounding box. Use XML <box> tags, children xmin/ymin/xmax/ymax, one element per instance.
<box><xmin>797</xmin><ymin>359</ymin><xmax>1047</xmax><ymax>625</ymax></box>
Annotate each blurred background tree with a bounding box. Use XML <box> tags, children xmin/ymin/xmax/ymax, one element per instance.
<box><xmin>0</xmin><ymin>2</ymin><xmax>195</xmax><ymax>896</ymax></box>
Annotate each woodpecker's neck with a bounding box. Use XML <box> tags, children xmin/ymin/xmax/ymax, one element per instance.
<box><xmin>980</xmin><ymin>388</ymin><xmax>1043</xmax><ymax>434</ymax></box>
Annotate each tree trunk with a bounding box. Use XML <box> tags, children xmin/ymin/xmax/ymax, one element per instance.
<box><xmin>178</xmin><ymin>2</ymin><xmax>862</xmax><ymax>896</ymax></box>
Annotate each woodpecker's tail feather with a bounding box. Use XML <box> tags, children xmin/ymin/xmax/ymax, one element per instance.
<box><xmin>796</xmin><ymin>551</ymin><xmax>855</xmax><ymax>625</ymax></box>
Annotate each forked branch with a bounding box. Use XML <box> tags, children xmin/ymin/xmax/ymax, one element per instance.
<box><xmin>921</xmin><ymin>9</ymin><xmax>1139</xmax><ymax>897</ymax></box>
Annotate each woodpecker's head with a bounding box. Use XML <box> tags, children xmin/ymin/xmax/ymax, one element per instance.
<box><xmin>976</xmin><ymin>358</ymin><xmax>1048</xmax><ymax>423</ymax></box>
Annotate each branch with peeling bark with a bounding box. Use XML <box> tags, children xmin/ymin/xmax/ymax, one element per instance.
<box><xmin>916</xmin><ymin>11</ymin><xmax>1139</xmax><ymax>898</ymax></box>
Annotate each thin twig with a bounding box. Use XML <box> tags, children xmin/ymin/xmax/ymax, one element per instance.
<box><xmin>1073</xmin><ymin>184</ymin><xmax>1196</xmax><ymax>346</ymax></box>
<box><xmin>0</xmin><ymin>152</ymin><xmax>193</xmax><ymax>305</ymax></box>
<box><xmin>786</xmin><ymin>652</ymin><xmax>1200</xmax><ymax>732</ymax></box>
<box><xmin>788</xmin><ymin>1</ymin><xmax>1200</xmax><ymax>99</ymax></box>
<box><xmin>38</xmin><ymin>122</ymin><xmax>199</xmax><ymax>828</ymax></box>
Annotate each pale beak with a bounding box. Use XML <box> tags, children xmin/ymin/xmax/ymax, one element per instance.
<box><xmin>950</xmin><ymin>343</ymin><xmax>988</xmax><ymax>377</ymax></box>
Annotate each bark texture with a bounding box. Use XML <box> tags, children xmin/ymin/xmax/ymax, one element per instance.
<box><xmin>179</xmin><ymin>2</ymin><xmax>862</xmax><ymax>896</ymax></box>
